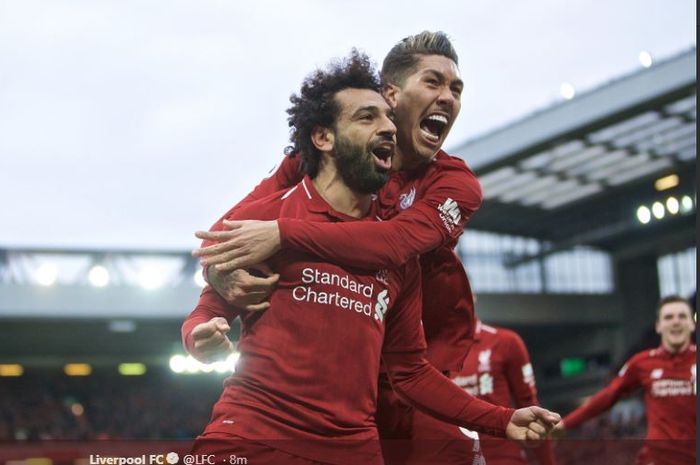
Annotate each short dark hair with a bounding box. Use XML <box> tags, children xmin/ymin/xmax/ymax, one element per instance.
<box><xmin>656</xmin><ymin>295</ymin><xmax>692</xmax><ymax>319</ymax></box>
<box><xmin>382</xmin><ymin>30</ymin><xmax>459</xmax><ymax>86</ymax></box>
<box><xmin>286</xmin><ymin>49</ymin><xmax>381</xmax><ymax>177</ymax></box>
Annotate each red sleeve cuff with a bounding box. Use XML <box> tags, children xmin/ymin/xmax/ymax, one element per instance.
<box><xmin>495</xmin><ymin>407</ymin><xmax>516</xmax><ymax>437</ymax></box>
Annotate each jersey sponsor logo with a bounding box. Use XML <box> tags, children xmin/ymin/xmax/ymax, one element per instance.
<box><xmin>692</xmin><ymin>366</ymin><xmax>696</xmax><ymax>395</ymax></box>
<box><xmin>453</xmin><ymin>374</ymin><xmax>477</xmax><ymax>387</ymax></box>
<box><xmin>292</xmin><ymin>267</ymin><xmax>384</xmax><ymax>321</ymax></box>
<box><xmin>453</xmin><ymin>373</ymin><xmax>492</xmax><ymax>396</ymax></box>
<box><xmin>374</xmin><ymin>289</ymin><xmax>390</xmax><ymax>322</ymax></box>
<box><xmin>300</xmin><ymin>267</ymin><xmax>374</xmax><ymax>296</ymax></box>
<box><xmin>651</xmin><ymin>379</ymin><xmax>694</xmax><ymax>397</ymax></box>
<box><xmin>478</xmin><ymin>350</ymin><xmax>491</xmax><ymax>372</ymax></box>
<box><xmin>399</xmin><ymin>187</ymin><xmax>416</xmax><ymax>210</ymax></box>
<box><xmin>522</xmin><ymin>363</ymin><xmax>535</xmax><ymax>387</ymax></box>
<box><xmin>650</xmin><ymin>368</ymin><xmax>663</xmax><ymax>379</ymax></box>
<box><xmin>437</xmin><ymin>197</ymin><xmax>461</xmax><ymax>232</ymax></box>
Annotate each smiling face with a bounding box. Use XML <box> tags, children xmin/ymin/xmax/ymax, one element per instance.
<box><xmin>331</xmin><ymin>88</ymin><xmax>396</xmax><ymax>193</ymax></box>
<box><xmin>656</xmin><ymin>300</ymin><xmax>695</xmax><ymax>353</ymax></box>
<box><xmin>383</xmin><ymin>55</ymin><xmax>463</xmax><ymax>169</ymax></box>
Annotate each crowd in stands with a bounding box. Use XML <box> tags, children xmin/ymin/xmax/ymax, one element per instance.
<box><xmin>0</xmin><ymin>370</ymin><xmax>647</xmax><ymax>443</ymax></box>
<box><xmin>0</xmin><ymin>370</ymin><xmax>220</xmax><ymax>441</ymax></box>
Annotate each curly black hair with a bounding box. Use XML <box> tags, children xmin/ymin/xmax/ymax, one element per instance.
<box><xmin>286</xmin><ymin>49</ymin><xmax>381</xmax><ymax>177</ymax></box>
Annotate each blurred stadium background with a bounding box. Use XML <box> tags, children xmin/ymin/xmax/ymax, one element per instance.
<box><xmin>0</xmin><ymin>42</ymin><xmax>696</xmax><ymax>465</ymax></box>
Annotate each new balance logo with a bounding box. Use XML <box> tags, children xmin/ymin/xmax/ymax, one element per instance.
<box><xmin>374</xmin><ymin>289</ymin><xmax>390</xmax><ymax>322</ymax></box>
<box><xmin>375</xmin><ymin>269</ymin><xmax>389</xmax><ymax>286</ymax></box>
<box><xmin>437</xmin><ymin>198</ymin><xmax>461</xmax><ymax>232</ymax></box>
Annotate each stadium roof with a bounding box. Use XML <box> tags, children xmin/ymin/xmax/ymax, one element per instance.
<box><xmin>452</xmin><ymin>48</ymin><xmax>696</xmax><ymax>257</ymax></box>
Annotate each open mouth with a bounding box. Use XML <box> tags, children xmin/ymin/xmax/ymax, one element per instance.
<box><xmin>420</xmin><ymin>113</ymin><xmax>449</xmax><ymax>144</ymax></box>
<box><xmin>371</xmin><ymin>142</ymin><xmax>394</xmax><ymax>170</ymax></box>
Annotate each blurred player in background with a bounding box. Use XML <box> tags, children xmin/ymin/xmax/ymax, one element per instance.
<box><xmin>553</xmin><ymin>295</ymin><xmax>696</xmax><ymax>465</ymax></box>
<box><xmin>195</xmin><ymin>30</ymin><xmax>491</xmax><ymax>465</ymax></box>
<box><xmin>453</xmin><ymin>318</ymin><xmax>556</xmax><ymax>465</ymax></box>
<box><xmin>185</xmin><ymin>50</ymin><xmax>559</xmax><ymax>465</ymax></box>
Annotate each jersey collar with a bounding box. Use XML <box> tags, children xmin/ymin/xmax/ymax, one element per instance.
<box><xmin>474</xmin><ymin>319</ymin><xmax>483</xmax><ymax>341</ymax></box>
<box><xmin>656</xmin><ymin>343</ymin><xmax>696</xmax><ymax>358</ymax></box>
<box><xmin>301</xmin><ymin>176</ymin><xmax>379</xmax><ymax>221</ymax></box>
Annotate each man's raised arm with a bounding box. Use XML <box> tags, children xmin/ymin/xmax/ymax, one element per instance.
<box><xmin>197</xmin><ymin>159</ymin><xmax>482</xmax><ymax>271</ymax></box>
<box><xmin>381</xmin><ymin>261</ymin><xmax>560</xmax><ymax>441</ymax></box>
<box><xmin>182</xmin><ymin>287</ymin><xmax>239</xmax><ymax>363</ymax></box>
<box><xmin>555</xmin><ymin>355</ymin><xmax>642</xmax><ymax>435</ymax></box>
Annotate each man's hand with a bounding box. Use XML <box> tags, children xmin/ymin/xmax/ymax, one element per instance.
<box><xmin>505</xmin><ymin>406</ymin><xmax>561</xmax><ymax>445</ymax></box>
<box><xmin>193</xmin><ymin>220</ymin><xmax>281</xmax><ymax>271</ymax></box>
<box><xmin>550</xmin><ymin>421</ymin><xmax>566</xmax><ymax>439</ymax></box>
<box><xmin>207</xmin><ymin>263</ymin><xmax>279</xmax><ymax>311</ymax></box>
<box><xmin>190</xmin><ymin>317</ymin><xmax>235</xmax><ymax>363</ymax></box>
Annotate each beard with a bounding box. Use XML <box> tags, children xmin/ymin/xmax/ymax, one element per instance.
<box><xmin>334</xmin><ymin>134</ymin><xmax>390</xmax><ymax>194</ymax></box>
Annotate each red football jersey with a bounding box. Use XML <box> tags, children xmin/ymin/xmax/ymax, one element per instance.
<box><xmin>563</xmin><ymin>344</ymin><xmax>696</xmax><ymax>464</ymax></box>
<box><xmin>453</xmin><ymin>321</ymin><xmax>555</xmax><ymax>465</ymax></box>
<box><xmin>183</xmin><ymin>177</ymin><xmax>512</xmax><ymax>465</ymax></box>
<box><xmin>209</xmin><ymin>151</ymin><xmax>482</xmax><ymax>371</ymax></box>
<box><xmin>279</xmin><ymin>150</ymin><xmax>483</xmax><ymax>371</ymax></box>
